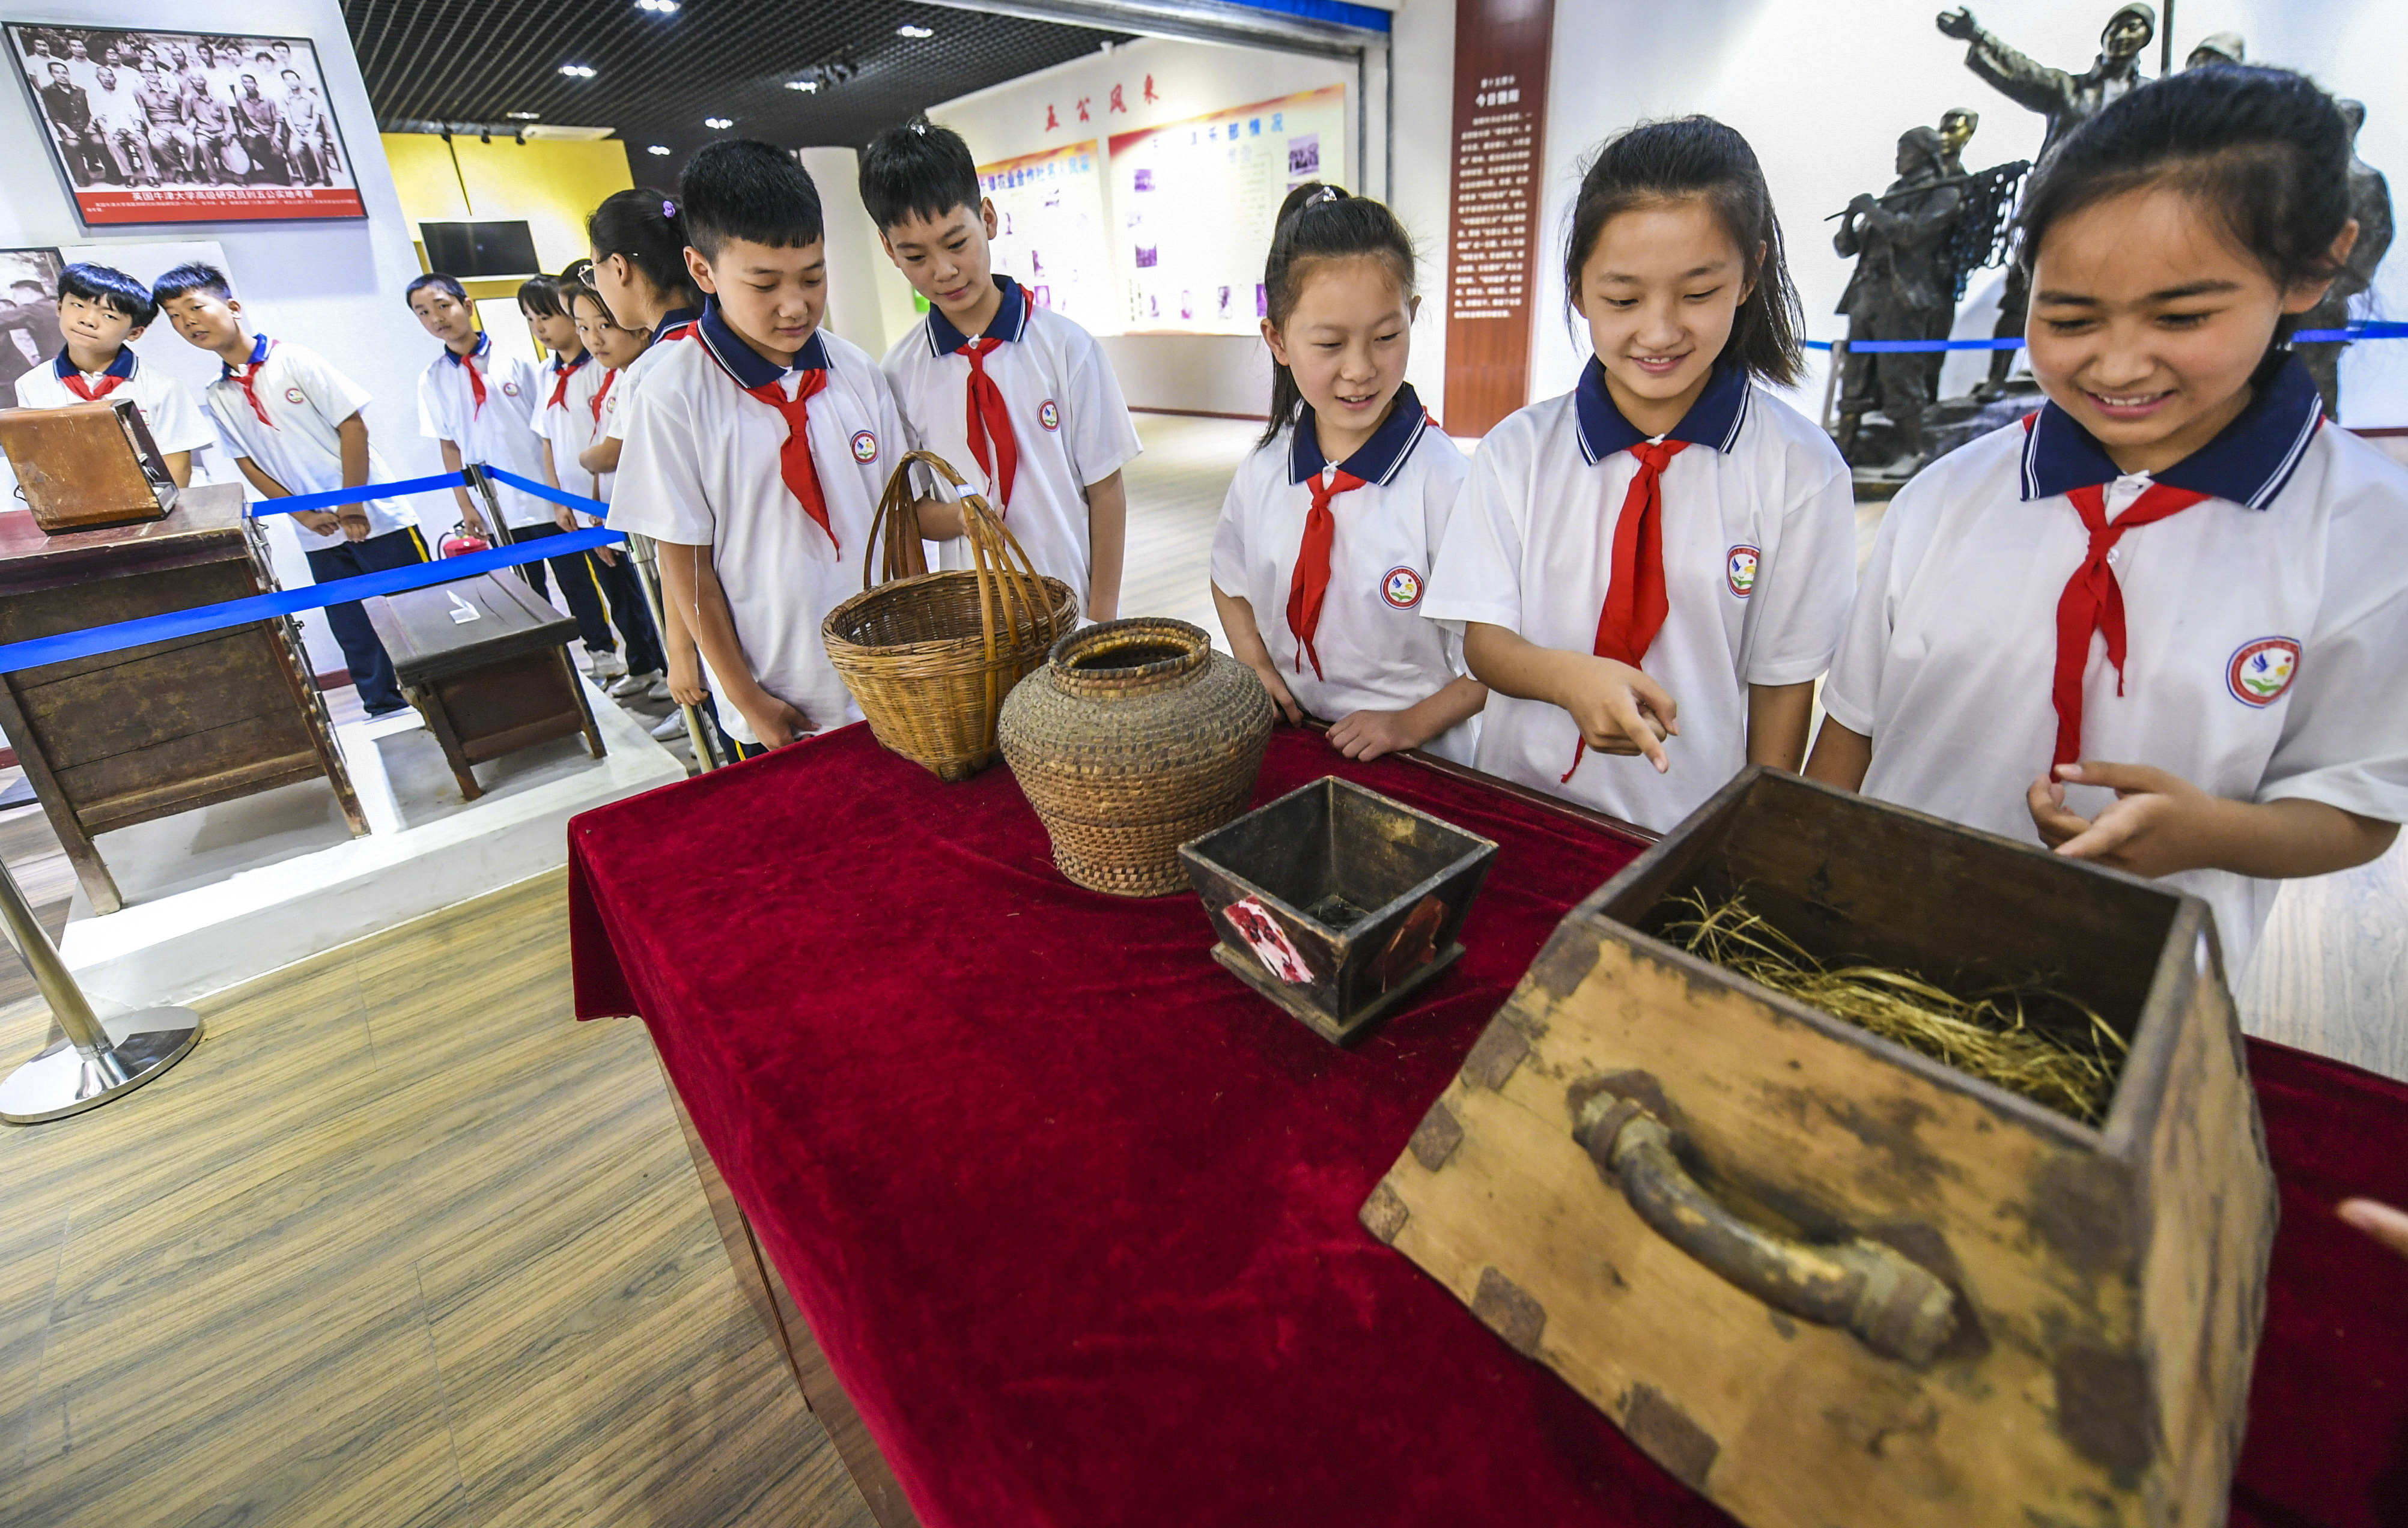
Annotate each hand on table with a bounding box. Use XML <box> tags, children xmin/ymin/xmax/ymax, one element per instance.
<box><xmin>739</xmin><ymin>693</ymin><xmax>813</xmax><ymax>750</ymax></box>
<box><xmin>1327</xmin><ymin>708</ymin><xmax>1424</xmax><ymax>762</ymax></box>
<box><xmin>2028</xmin><ymin>762</ymin><xmax>2215</xmax><ymax>878</ymax></box>
<box><xmin>2340</xmin><ymin>1199</ymin><xmax>2408</xmax><ymax>1261</ymax></box>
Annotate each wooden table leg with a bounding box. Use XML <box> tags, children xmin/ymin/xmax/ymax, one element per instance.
<box><xmin>556</xmin><ymin>646</ymin><xmax>607</xmax><ymax>761</ymax></box>
<box><xmin>0</xmin><ymin>677</ymin><xmax>121</xmax><ymax>914</ymax></box>
<box><xmin>413</xmin><ymin>685</ymin><xmax>483</xmax><ymax>801</ymax></box>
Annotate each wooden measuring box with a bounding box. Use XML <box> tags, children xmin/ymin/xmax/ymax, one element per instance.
<box><xmin>1363</xmin><ymin>767</ymin><xmax>2273</xmax><ymax>1528</ymax></box>
<box><xmin>0</xmin><ymin>398</ymin><xmax>179</xmax><ymax>533</ymax></box>
<box><xmin>0</xmin><ymin>484</ymin><xmax>364</xmax><ymax>914</ymax></box>
<box><xmin>365</xmin><ymin>571</ymin><xmax>604</xmax><ymax>801</ymax></box>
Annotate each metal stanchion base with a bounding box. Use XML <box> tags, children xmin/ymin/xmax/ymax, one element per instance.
<box><xmin>0</xmin><ymin>1008</ymin><xmax>202</xmax><ymax>1125</ymax></box>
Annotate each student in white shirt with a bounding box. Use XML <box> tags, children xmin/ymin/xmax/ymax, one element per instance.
<box><xmin>407</xmin><ymin>272</ymin><xmax>619</xmax><ymax>676</ymax></box>
<box><xmin>608</xmin><ymin>141</ymin><xmax>907</xmax><ymax>757</ymax></box>
<box><xmin>520</xmin><ymin>272</ymin><xmax>664</xmax><ymax>694</ymax></box>
<box><xmin>1807</xmin><ymin>67</ymin><xmax>2408</xmax><ymax>974</ymax></box>
<box><xmin>586</xmin><ymin>189</ymin><xmax>710</xmax><ymax>741</ymax></box>
<box><xmin>1425</xmin><ymin>117</ymin><xmax>1856</xmax><ymax>831</ymax></box>
<box><xmin>1210</xmin><ymin>183</ymin><xmax>1482</xmax><ymax>764</ymax></box>
<box><xmin>14</xmin><ymin>263</ymin><xmax>210</xmax><ymax>486</ymax></box>
<box><xmin>154</xmin><ymin>261</ymin><xmax>427</xmax><ymax>717</ymax></box>
<box><xmin>859</xmin><ymin>121</ymin><xmax>1141</xmax><ymax>620</ymax></box>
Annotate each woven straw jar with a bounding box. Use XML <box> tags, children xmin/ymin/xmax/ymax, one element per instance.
<box><xmin>999</xmin><ymin>618</ymin><xmax>1274</xmax><ymax>897</ymax></box>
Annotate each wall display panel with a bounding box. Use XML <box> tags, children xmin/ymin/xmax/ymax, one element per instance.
<box><xmin>0</xmin><ymin>247</ymin><xmax>61</xmax><ymax>407</ymax></box>
<box><xmin>1108</xmin><ymin>84</ymin><xmax>1346</xmax><ymax>335</ymax></box>
<box><xmin>7</xmin><ymin>24</ymin><xmax>364</xmax><ymax>225</ymax></box>
<box><xmin>977</xmin><ymin>141</ymin><xmax>1116</xmax><ymax>335</ymax></box>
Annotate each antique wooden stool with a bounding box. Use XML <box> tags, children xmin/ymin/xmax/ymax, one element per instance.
<box><xmin>365</xmin><ymin>571</ymin><xmax>605</xmax><ymax>802</ymax></box>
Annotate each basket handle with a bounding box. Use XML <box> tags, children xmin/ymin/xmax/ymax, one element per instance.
<box><xmin>865</xmin><ymin>449</ymin><xmax>955</xmax><ymax>589</ymax></box>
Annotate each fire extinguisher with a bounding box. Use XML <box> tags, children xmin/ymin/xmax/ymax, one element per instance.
<box><xmin>439</xmin><ymin>522</ymin><xmax>490</xmax><ymax>559</ymax></box>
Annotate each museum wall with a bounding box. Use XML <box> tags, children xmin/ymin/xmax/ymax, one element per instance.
<box><xmin>0</xmin><ymin>0</ymin><xmax>439</xmax><ymax>674</ymax></box>
<box><xmin>928</xmin><ymin>34</ymin><xmax>1356</xmax><ymax>417</ymax></box>
<box><xmin>1528</xmin><ymin>0</ymin><xmax>2408</xmax><ymax>425</ymax></box>
<box><xmin>383</xmin><ymin>133</ymin><xmax>635</xmax><ymax>278</ymax></box>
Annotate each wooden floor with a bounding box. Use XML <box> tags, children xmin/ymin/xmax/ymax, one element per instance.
<box><xmin>0</xmin><ymin>871</ymin><xmax>877</xmax><ymax>1528</ymax></box>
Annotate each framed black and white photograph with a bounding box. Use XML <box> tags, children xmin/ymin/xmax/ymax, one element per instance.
<box><xmin>0</xmin><ymin>247</ymin><xmax>62</xmax><ymax>405</ymax></box>
<box><xmin>7</xmin><ymin>25</ymin><xmax>365</xmax><ymax>225</ymax></box>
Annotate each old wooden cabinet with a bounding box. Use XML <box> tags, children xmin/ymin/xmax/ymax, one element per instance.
<box><xmin>0</xmin><ymin>485</ymin><xmax>363</xmax><ymax>914</ymax></box>
<box><xmin>1364</xmin><ymin>767</ymin><xmax>2273</xmax><ymax>1528</ymax></box>
<box><xmin>365</xmin><ymin>571</ymin><xmax>603</xmax><ymax>802</ymax></box>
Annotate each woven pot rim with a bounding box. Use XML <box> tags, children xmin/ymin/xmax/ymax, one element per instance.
<box><xmin>1045</xmin><ymin>617</ymin><xmax>1212</xmax><ymax>698</ymax></box>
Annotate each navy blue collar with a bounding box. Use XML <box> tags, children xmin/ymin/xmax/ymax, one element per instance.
<box><xmin>1572</xmin><ymin>356</ymin><xmax>1752</xmax><ymax>464</ymax></box>
<box><xmin>443</xmin><ymin>331</ymin><xmax>490</xmax><ymax>368</ymax></box>
<box><xmin>2019</xmin><ymin>354</ymin><xmax>2324</xmax><ymax>511</ymax></box>
<box><xmin>1289</xmin><ymin>384</ymin><xmax>1432</xmax><ymax>487</ymax></box>
<box><xmin>56</xmin><ymin>347</ymin><xmax>135</xmax><ymax>382</ymax></box>
<box><xmin>651</xmin><ymin>306</ymin><xmax>701</xmax><ymax>345</ymax></box>
<box><xmin>224</xmin><ymin>332</ymin><xmax>270</xmax><ymax>377</ymax></box>
<box><xmin>549</xmin><ymin>349</ymin><xmax>589</xmax><ymax>375</ymax></box>
<box><xmin>926</xmin><ymin>275</ymin><xmax>1030</xmax><ymax>356</ymax></box>
<box><xmin>695</xmin><ymin>297</ymin><xmax>829</xmax><ymax>389</ymax></box>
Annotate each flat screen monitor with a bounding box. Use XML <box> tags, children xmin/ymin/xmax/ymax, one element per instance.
<box><xmin>418</xmin><ymin>220</ymin><xmax>541</xmax><ymax>279</ymax></box>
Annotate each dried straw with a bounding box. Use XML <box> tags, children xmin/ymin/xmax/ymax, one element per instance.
<box><xmin>1662</xmin><ymin>890</ymin><xmax>2127</xmax><ymax>1126</ymax></box>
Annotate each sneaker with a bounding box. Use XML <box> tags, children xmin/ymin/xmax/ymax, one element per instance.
<box><xmin>609</xmin><ymin>668</ymin><xmax>661</xmax><ymax>699</ymax></box>
<box><xmin>649</xmin><ymin>710</ymin><xmax>689</xmax><ymax>742</ymax></box>
<box><xmin>586</xmin><ymin>647</ymin><xmax>628</xmax><ymax>682</ymax></box>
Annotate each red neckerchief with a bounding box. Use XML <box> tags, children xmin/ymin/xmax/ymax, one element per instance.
<box><xmin>1565</xmin><ymin>438</ymin><xmax>1689</xmax><ymax>783</ymax></box>
<box><xmin>1283</xmin><ymin>464</ymin><xmax>1368</xmax><ymax>681</ymax></box>
<box><xmin>588</xmin><ymin>366</ymin><xmax>617</xmax><ymax>427</ymax></box>
<box><xmin>225</xmin><ymin>335</ymin><xmax>275</xmax><ymax>428</ymax></box>
<box><xmin>546</xmin><ymin>351</ymin><xmax>588</xmax><ymax>412</ymax></box>
<box><xmin>59</xmin><ymin>354</ymin><xmax>130</xmax><ymax>402</ymax></box>
<box><xmin>446</xmin><ymin>333</ymin><xmax>490</xmax><ymax>416</ymax></box>
<box><xmin>956</xmin><ymin>336</ymin><xmax>1019</xmax><ymax>511</ymax></box>
<box><xmin>2051</xmin><ymin>481</ymin><xmax>2211</xmax><ymax>766</ymax></box>
<box><xmin>744</xmin><ymin>368</ymin><xmax>836</xmax><ymax>550</ymax></box>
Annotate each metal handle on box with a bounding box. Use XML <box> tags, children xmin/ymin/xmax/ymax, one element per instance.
<box><xmin>1572</xmin><ymin>1089</ymin><xmax>1957</xmax><ymax>1367</ymax></box>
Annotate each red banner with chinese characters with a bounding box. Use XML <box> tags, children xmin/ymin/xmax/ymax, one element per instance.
<box><xmin>74</xmin><ymin>185</ymin><xmax>365</xmax><ymax>225</ymax></box>
<box><xmin>1443</xmin><ymin>0</ymin><xmax>1554</xmax><ymax>435</ymax></box>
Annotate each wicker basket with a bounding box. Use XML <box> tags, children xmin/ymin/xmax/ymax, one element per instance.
<box><xmin>822</xmin><ymin>450</ymin><xmax>1077</xmax><ymax>782</ymax></box>
<box><xmin>997</xmin><ymin>618</ymin><xmax>1274</xmax><ymax>897</ymax></box>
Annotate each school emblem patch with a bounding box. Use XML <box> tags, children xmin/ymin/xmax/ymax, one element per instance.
<box><xmin>1726</xmin><ymin>544</ymin><xmax>1760</xmax><ymax>598</ymax></box>
<box><xmin>283</xmin><ymin>386</ymin><xmax>306</xmax><ymax>404</ymax></box>
<box><xmin>2227</xmin><ymin>636</ymin><xmax>2300</xmax><ymax>708</ymax></box>
<box><xmin>1381</xmin><ymin>566</ymin><xmax>1424</xmax><ymax>610</ymax></box>
<box><xmin>501</xmin><ymin>381</ymin><xmax>520</xmax><ymax>397</ymax></box>
<box><xmin>1038</xmin><ymin>399</ymin><xmax>1060</xmax><ymax>431</ymax></box>
<box><xmin>850</xmin><ymin>429</ymin><xmax>879</xmax><ymax>464</ymax></box>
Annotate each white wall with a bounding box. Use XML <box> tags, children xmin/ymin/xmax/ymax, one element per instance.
<box><xmin>1505</xmin><ymin>0</ymin><xmax>2408</xmax><ymax>426</ymax></box>
<box><xmin>929</xmin><ymin>34</ymin><xmax>1355</xmax><ymax>416</ymax></box>
<box><xmin>799</xmin><ymin>145</ymin><xmax>923</xmax><ymax>361</ymax></box>
<box><xmin>0</xmin><ymin>0</ymin><xmax>437</xmax><ymax>670</ymax></box>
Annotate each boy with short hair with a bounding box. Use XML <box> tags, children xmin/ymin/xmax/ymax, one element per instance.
<box><xmin>409</xmin><ymin>271</ymin><xmax>622</xmax><ymax>679</ymax></box>
<box><xmin>155</xmin><ymin>261</ymin><xmax>426</xmax><ymax>717</ymax></box>
<box><xmin>609</xmin><ymin>139</ymin><xmax>908</xmax><ymax>753</ymax></box>
<box><xmin>14</xmin><ymin>262</ymin><xmax>211</xmax><ymax>486</ymax></box>
<box><xmin>859</xmin><ymin>120</ymin><xmax>1141</xmax><ymax>620</ymax></box>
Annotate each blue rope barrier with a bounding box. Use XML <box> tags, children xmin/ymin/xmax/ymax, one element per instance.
<box><xmin>480</xmin><ymin>465</ymin><xmax>610</xmax><ymax>518</ymax></box>
<box><xmin>248</xmin><ymin>471</ymin><xmax>468</xmax><ymax>516</ymax></box>
<box><xmin>0</xmin><ymin>526</ymin><xmax>624</xmax><ymax>675</ymax></box>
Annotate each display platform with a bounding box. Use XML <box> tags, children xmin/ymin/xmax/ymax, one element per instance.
<box><xmin>571</xmin><ymin>724</ymin><xmax>2408</xmax><ymax>1528</ymax></box>
<box><xmin>58</xmin><ymin>676</ymin><xmax>680</xmax><ymax>1012</ymax></box>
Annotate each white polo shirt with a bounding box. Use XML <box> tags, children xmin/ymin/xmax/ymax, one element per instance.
<box><xmin>601</xmin><ymin>308</ymin><xmax>701</xmax><ymax>443</ymax></box>
<box><xmin>881</xmin><ymin>276</ymin><xmax>1142</xmax><ymax>614</ymax></box>
<box><xmin>1823</xmin><ymin>356</ymin><xmax>2408</xmax><ymax>974</ymax></box>
<box><xmin>1424</xmin><ymin>358</ymin><xmax>1856</xmax><ymax>832</ymax></box>
<box><xmin>416</xmin><ymin>333</ymin><xmax>553</xmax><ymax>530</ymax></box>
<box><xmin>607</xmin><ymin>302</ymin><xmax>903</xmax><ymax>745</ymax></box>
<box><xmin>528</xmin><ymin>349</ymin><xmax>607</xmax><ymax>514</ymax></box>
<box><xmin>201</xmin><ymin>335</ymin><xmax>420</xmax><ymax>550</ymax></box>
<box><xmin>1209</xmin><ymin>385</ymin><xmax>1478</xmax><ymax>764</ymax></box>
<box><xmin>15</xmin><ymin>348</ymin><xmax>213</xmax><ymax>458</ymax></box>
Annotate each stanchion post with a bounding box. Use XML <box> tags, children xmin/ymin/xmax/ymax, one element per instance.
<box><xmin>1820</xmin><ymin>338</ymin><xmax>1847</xmax><ymax>436</ymax></box>
<box><xmin>0</xmin><ymin>856</ymin><xmax>201</xmax><ymax>1124</ymax></box>
<box><xmin>463</xmin><ymin>462</ymin><xmax>516</xmax><ymax>547</ymax></box>
<box><xmin>624</xmin><ymin>533</ymin><xmax>718</xmax><ymax>771</ymax></box>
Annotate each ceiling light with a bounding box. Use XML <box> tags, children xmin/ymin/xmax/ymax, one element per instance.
<box><xmin>559</xmin><ymin>64</ymin><xmax>595</xmax><ymax>78</ymax></box>
<box><xmin>636</xmin><ymin>0</ymin><xmax>680</xmax><ymax>10</ymax></box>
<box><xmin>896</xmin><ymin>24</ymin><xmax>934</xmax><ymax>37</ymax></box>
<box><xmin>506</xmin><ymin>111</ymin><xmax>540</xmax><ymax>120</ymax></box>
<box><xmin>785</xmin><ymin>79</ymin><xmax>818</xmax><ymax>92</ymax></box>
<box><xmin>704</xmin><ymin>116</ymin><xmax>731</xmax><ymax>129</ymax></box>
<box><xmin>646</xmin><ymin>144</ymin><xmax>671</xmax><ymax>155</ymax></box>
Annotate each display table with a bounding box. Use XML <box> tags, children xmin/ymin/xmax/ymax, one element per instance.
<box><xmin>569</xmin><ymin>724</ymin><xmax>2408</xmax><ymax>1528</ymax></box>
<box><xmin>0</xmin><ymin>488</ymin><xmax>362</xmax><ymax>913</ymax></box>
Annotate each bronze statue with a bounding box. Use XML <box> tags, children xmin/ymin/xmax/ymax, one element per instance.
<box><xmin>1834</xmin><ymin>127</ymin><xmax>1963</xmax><ymax>471</ymax></box>
<box><xmin>1938</xmin><ymin>3</ymin><xmax>2154</xmax><ymax>395</ymax></box>
<box><xmin>2295</xmin><ymin>99</ymin><xmax>2395</xmax><ymax>419</ymax></box>
<box><xmin>2186</xmin><ymin>32</ymin><xmax>2245</xmax><ymax>69</ymax></box>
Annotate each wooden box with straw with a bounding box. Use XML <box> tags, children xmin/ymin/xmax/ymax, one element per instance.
<box><xmin>1361</xmin><ymin>766</ymin><xmax>2274</xmax><ymax>1528</ymax></box>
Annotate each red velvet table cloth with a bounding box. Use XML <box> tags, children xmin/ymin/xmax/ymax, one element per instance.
<box><xmin>568</xmin><ymin>724</ymin><xmax>2408</xmax><ymax>1528</ymax></box>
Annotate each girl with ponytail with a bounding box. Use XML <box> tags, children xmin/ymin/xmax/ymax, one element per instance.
<box><xmin>1209</xmin><ymin>182</ymin><xmax>1486</xmax><ymax>763</ymax></box>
